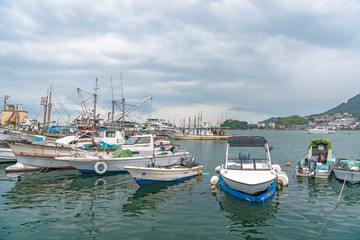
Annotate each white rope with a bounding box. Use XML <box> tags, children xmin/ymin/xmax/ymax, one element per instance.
<box><xmin>314</xmin><ymin>169</ymin><xmax>349</xmax><ymax>240</ymax></box>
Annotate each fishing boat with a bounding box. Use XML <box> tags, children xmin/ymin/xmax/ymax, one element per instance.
<box><xmin>124</xmin><ymin>155</ymin><xmax>202</xmax><ymax>186</ymax></box>
<box><xmin>5</xmin><ymin>129</ymin><xmax>124</xmax><ymax>172</ymax></box>
<box><xmin>295</xmin><ymin>138</ymin><xmax>336</xmax><ymax>179</ymax></box>
<box><xmin>333</xmin><ymin>158</ymin><xmax>360</xmax><ymax>184</ymax></box>
<box><xmin>211</xmin><ymin>136</ymin><xmax>287</xmax><ymax>203</ymax></box>
<box><xmin>56</xmin><ymin>134</ymin><xmax>190</xmax><ymax>174</ymax></box>
<box><xmin>168</xmin><ymin>129</ymin><xmax>230</xmax><ymax>140</ymax></box>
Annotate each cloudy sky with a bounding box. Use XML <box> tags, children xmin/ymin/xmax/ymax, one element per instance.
<box><xmin>1</xmin><ymin>0</ymin><xmax>360</xmax><ymax>125</ymax></box>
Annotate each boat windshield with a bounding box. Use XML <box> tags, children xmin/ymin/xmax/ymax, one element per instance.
<box><xmin>226</xmin><ymin>147</ymin><xmax>271</xmax><ymax>170</ymax></box>
<box><xmin>124</xmin><ymin>136</ymin><xmax>151</xmax><ymax>145</ymax></box>
<box><xmin>95</xmin><ymin>131</ymin><xmax>105</xmax><ymax>138</ymax></box>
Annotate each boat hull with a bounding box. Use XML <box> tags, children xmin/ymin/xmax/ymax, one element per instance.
<box><xmin>6</xmin><ymin>142</ymin><xmax>76</xmax><ymax>172</ymax></box>
<box><xmin>333</xmin><ymin>169</ymin><xmax>360</xmax><ymax>184</ymax></box>
<box><xmin>0</xmin><ymin>147</ymin><xmax>16</xmax><ymax>162</ymax></box>
<box><xmin>168</xmin><ymin>131</ymin><xmax>229</xmax><ymax>140</ymax></box>
<box><xmin>219</xmin><ymin>175</ymin><xmax>276</xmax><ymax>203</ymax></box>
<box><xmin>59</xmin><ymin>153</ymin><xmax>189</xmax><ymax>174</ymax></box>
<box><xmin>125</xmin><ymin>165</ymin><xmax>202</xmax><ymax>186</ymax></box>
<box><xmin>220</xmin><ymin>166</ymin><xmax>276</xmax><ymax>195</ymax></box>
<box><xmin>295</xmin><ymin>168</ymin><xmax>332</xmax><ymax>179</ymax></box>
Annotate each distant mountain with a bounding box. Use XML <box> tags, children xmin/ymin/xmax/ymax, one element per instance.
<box><xmin>324</xmin><ymin>94</ymin><xmax>360</xmax><ymax>114</ymax></box>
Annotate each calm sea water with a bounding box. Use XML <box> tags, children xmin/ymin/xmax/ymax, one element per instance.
<box><xmin>1</xmin><ymin>130</ymin><xmax>360</xmax><ymax>240</ymax></box>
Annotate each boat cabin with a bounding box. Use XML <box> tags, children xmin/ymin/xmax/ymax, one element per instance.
<box><xmin>121</xmin><ymin>134</ymin><xmax>155</xmax><ymax>156</ymax></box>
<box><xmin>225</xmin><ymin>136</ymin><xmax>272</xmax><ymax>171</ymax></box>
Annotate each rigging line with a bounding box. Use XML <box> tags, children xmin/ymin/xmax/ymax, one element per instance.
<box><xmin>314</xmin><ymin>169</ymin><xmax>349</xmax><ymax>240</ymax></box>
<box><xmin>52</xmin><ymin>105</ymin><xmax>68</xmax><ymax>122</ymax></box>
<box><xmin>51</xmin><ymin>88</ymin><xmax>77</xmax><ymax>116</ymax></box>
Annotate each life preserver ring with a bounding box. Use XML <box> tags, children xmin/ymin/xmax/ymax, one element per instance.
<box><xmin>94</xmin><ymin>162</ymin><xmax>107</xmax><ymax>174</ymax></box>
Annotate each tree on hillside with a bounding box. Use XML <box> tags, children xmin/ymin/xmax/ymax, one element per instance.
<box><xmin>221</xmin><ymin>119</ymin><xmax>248</xmax><ymax>129</ymax></box>
<box><xmin>275</xmin><ymin>115</ymin><xmax>306</xmax><ymax>125</ymax></box>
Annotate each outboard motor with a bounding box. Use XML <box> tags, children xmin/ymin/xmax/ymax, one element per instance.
<box><xmin>183</xmin><ymin>155</ymin><xmax>198</xmax><ymax>167</ymax></box>
<box><xmin>308</xmin><ymin>156</ymin><xmax>317</xmax><ymax>178</ymax></box>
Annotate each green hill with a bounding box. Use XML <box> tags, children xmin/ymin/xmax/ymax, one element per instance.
<box><xmin>324</xmin><ymin>94</ymin><xmax>360</xmax><ymax>114</ymax></box>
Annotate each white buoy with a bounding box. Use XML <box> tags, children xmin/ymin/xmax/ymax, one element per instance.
<box><xmin>277</xmin><ymin>171</ymin><xmax>289</xmax><ymax>186</ymax></box>
<box><xmin>272</xmin><ymin>164</ymin><xmax>281</xmax><ymax>173</ymax></box>
<box><xmin>215</xmin><ymin>165</ymin><xmax>221</xmax><ymax>173</ymax></box>
<box><xmin>210</xmin><ymin>175</ymin><xmax>219</xmax><ymax>185</ymax></box>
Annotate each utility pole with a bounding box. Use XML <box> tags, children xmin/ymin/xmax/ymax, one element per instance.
<box><xmin>3</xmin><ymin>95</ymin><xmax>9</xmax><ymax>110</ymax></box>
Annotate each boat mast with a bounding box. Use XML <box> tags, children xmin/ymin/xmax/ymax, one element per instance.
<box><xmin>42</xmin><ymin>94</ymin><xmax>48</xmax><ymax>135</ymax></box>
<box><xmin>121</xmin><ymin>72</ymin><xmax>125</xmax><ymax>133</ymax></box>
<box><xmin>111</xmin><ymin>76</ymin><xmax>115</xmax><ymax>124</ymax></box>
<box><xmin>93</xmin><ymin>78</ymin><xmax>99</xmax><ymax>143</ymax></box>
<box><xmin>46</xmin><ymin>87</ymin><xmax>52</xmax><ymax>135</ymax></box>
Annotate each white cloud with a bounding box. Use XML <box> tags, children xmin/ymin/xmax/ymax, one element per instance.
<box><xmin>1</xmin><ymin>0</ymin><xmax>360</xmax><ymax>123</ymax></box>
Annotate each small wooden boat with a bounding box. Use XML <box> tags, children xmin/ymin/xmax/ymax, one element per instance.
<box><xmin>125</xmin><ymin>156</ymin><xmax>202</xmax><ymax>186</ymax></box>
<box><xmin>295</xmin><ymin>139</ymin><xmax>336</xmax><ymax>179</ymax></box>
<box><xmin>333</xmin><ymin>158</ymin><xmax>360</xmax><ymax>184</ymax></box>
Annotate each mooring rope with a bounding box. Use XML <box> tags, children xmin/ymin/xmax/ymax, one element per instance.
<box><xmin>314</xmin><ymin>169</ymin><xmax>349</xmax><ymax>240</ymax></box>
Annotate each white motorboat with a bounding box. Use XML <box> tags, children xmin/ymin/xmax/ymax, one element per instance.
<box><xmin>217</xmin><ymin>136</ymin><xmax>279</xmax><ymax>198</ymax></box>
<box><xmin>306</xmin><ymin>126</ymin><xmax>334</xmax><ymax>134</ymax></box>
<box><xmin>333</xmin><ymin>159</ymin><xmax>360</xmax><ymax>184</ymax></box>
<box><xmin>56</xmin><ymin>134</ymin><xmax>190</xmax><ymax>174</ymax></box>
<box><xmin>125</xmin><ymin>156</ymin><xmax>202</xmax><ymax>186</ymax></box>
<box><xmin>295</xmin><ymin>139</ymin><xmax>335</xmax><ymax>179</ymax></box>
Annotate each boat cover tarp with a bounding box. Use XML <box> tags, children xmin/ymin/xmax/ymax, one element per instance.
<box><xmin>228</xmin><ymin>136</ymin><xmax>267</xmax><ymax>147</ymax></box>
<box><xmin>113</xmin><ymin>148</ymin><xmax>133</xmax><ymax>158</ymax></box>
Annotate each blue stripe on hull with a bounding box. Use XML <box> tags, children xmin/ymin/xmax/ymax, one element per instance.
<box><xmin>135</xmin><ymin>174</ymin><xmax>198</xmax><ymax>186</ymax></box>
<box><xmin>219</xmin><ymin>175</ymin><xmax>276</xmax><ymax>203</ymax></box>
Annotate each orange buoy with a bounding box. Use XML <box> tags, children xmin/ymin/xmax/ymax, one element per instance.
<box><xmin>286</xmin><ymin>162</ymin><xmax>291</xmax><ymax>167</ymax></box>
<box><xmin>211</xmin><ymin>185</ymin><xmax>217</xmax><ymax>190</ymax></box>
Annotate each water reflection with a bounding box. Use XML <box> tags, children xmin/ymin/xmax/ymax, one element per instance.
<box><xmin>218</xmin><ymin>191</ymin><xmax>279</xmax><ymax>239</ymax></box>
<box><xmin>122</xmin><ymin>177</ymin><xmax>200</xmax><ymax>217</ymax></box>
<box><xmin>330</xmin><ymin>177</ymin><xmax>360</xmax><ymax>205</ymax></box>
<box><xmin>1</xmin><ymin>170</ymin><xmax>81</xmax><ymax>207</ymax></box>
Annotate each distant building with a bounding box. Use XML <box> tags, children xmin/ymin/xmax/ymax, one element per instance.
<box><xmin>1</xmin><ymin>104</ymin><xmax>28</xmax><ymax>127</ymax></box>
<box><xmin>268</xmin><ymin>122</ymin><xmax>276</xmax><ymax>129</ymax></box>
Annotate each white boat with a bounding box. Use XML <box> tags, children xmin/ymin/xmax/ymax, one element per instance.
<box><xmin>306</xmin><ymin>126</ymin><xmax>334</xmax><ymax>134</ymax></box>
<box><xmin>124</xmin><ymin>157</ymin><xmax>202</xmax><ymax>186</ymax></box>
<box><xmin>333</xmin><ymin>159</ymin><xmax>360</xmax><ymax>184</ymax></box>
<box><xmin>217</xmin><ymin>136</ymin><xmax>278</xmax><ymax>198</ymax></box>
<box><xmin>5</xmin><ymin>129</ymin><xmax>124</xmax><ymax>172</ymax></box>
<box><xmin>295</xmin><ymin>139</ymin><xmax>336</xmax><ymax>179</ymax></box>
<box><xmin>56</xmin><ymin>134</ymin><xmax>190</xmax><ymax>174</ymax></box>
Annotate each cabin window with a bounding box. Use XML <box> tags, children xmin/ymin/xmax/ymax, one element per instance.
<box><xmin>95</xmin><ymin>131</ymin><xmax>104</xmax><ymax>138</ymax></box>
<box><xmin>137</xmin><ymin>137</ymin><xmax>150</xmax><ymax>144</ymax></box>
<box><xmin>106</xmin><ymin>131</ymin><xmax>116</xmax><ymax>138</ymax></box>
<box><xmin>125</xmin><ymin>137</ymin><xmax>139</xmax><ymax>145</ymax></box>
